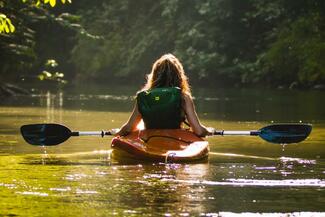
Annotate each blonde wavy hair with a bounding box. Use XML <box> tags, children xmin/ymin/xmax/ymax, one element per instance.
<box><xmin>143</xmin><ymin>54</ymin><xmax>191</xmax><ymax>96</ymax></box>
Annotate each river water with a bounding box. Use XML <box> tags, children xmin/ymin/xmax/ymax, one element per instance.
<box><xmin>0</xmin><ymin>85</ymin><xmax>325</xmax><ymax>216</ymax></box>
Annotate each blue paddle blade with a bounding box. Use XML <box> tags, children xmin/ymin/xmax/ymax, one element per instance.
<box><xmin>259</xmin><ymin>124</ymin><xmax>312</xmax><ymax>144</ymax></box>
<box><xmin>20</xmin><ymin>124</ymin><xmax>72</xmax><ymax>146</ymax></box>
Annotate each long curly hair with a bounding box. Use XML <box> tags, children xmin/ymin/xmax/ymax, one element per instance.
<box><xmin>142</xmin><ymin>54</ymin><xmax>191</xmax><ymax>96</ymax></box>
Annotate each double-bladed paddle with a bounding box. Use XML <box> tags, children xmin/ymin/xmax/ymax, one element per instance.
<box><xmin>213</xmin><ymin>123</ymin><xmax>312</xmax><ymax>144</ymax></box>
<box><xmin>20</xmin><ymin>123</ymin><xmax>312</xmax><ymax>146</ymax></box>
<box><xmin>20</xmin><ymin>123</ymin><xmax>114</xmax><ymax>146</ymax></box>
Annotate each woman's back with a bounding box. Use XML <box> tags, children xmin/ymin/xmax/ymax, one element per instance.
<box><xmin>137</xmin><ymin>87</ymin><xmax>182</xmax><ymax>129</ymax></box>
<box><xmin>116</xmin><ymin>53</ymin><xmax>213</xmax><ymax>137</ymax></box>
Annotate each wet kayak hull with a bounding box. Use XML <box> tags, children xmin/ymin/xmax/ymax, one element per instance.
<box><xmin>111</xmin><ymin>129</ymin><xmax>209</xmax><ymax>163</ymax></box>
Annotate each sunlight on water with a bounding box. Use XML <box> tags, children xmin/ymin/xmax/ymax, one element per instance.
<box><xmin>161</xmin><ymin>178</ymin><xmax>325</xmax><ymax>187</ymax></box>
<box><xmin>49</xmin><ymin>187</ymin><xmax>71</xmax><ymax>192</ymax></box>
<box><xmin>75</xmin><ymin>189</ymin><xmax>98</xmax><ymax>194</ymax></box>
<box><xmin>0</xmin><ymin>183</ymin><xmax>16</xmax><ymax>189</ymax></box>
<box><xmin>280</xmin><ymin>156</ymin><xmax>317</xmax><ymax>165</ymax></box>
<box><xmin>16</xmin><ymin>191</ymin><xmax>49</xmax><ymax>197</ymax></box>
<box><xmin>209</xmin><ymin>152</ymin><xmax>276</xmax><ymax>161</ymax></box>
<box><xmin>65</xmin><ymin>173</ymin><xmax>89</xmax><ymax>181</ymax></box>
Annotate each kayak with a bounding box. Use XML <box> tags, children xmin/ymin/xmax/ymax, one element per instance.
<box><xmin>111</xmin><ymin>129</ymin><xmax>209</xmax><ymax>163</ymax></box>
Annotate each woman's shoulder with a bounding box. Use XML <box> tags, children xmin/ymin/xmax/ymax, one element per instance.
<box><xmin>136</xmin><ymin>88</ymin><xmax>149</xmax><ymax>96</ymax></box>
<box><xmin>182</xmin><ymin>91</ymin><xmax>192</xmax><ymax>99</ymax></box>
<box><xmin>181</xmin><ymin>92</ymin><xmax>193</xmax><ymax>104</ymax></box>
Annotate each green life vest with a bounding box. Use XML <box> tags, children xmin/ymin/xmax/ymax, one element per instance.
<box><xmin>137</xmin><ymin>87</ymin><xmax>182</xmax><ymax>129</ymax></box>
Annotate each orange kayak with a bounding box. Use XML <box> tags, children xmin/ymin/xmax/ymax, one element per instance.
<box><xmin>111</xmin><ymin>129</ymin><xmax>209</xmax><ymax>163</ymax></box>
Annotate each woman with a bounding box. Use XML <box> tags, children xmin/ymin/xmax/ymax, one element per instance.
<box><xmin>116</xmin><ymin>53</ymin><xmax>214</xmax><ymax>137</ymax></box>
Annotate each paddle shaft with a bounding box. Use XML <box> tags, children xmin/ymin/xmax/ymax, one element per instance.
<box><xmin>74</xmin><ymin>130</ymin><xmax>260</xmax><ymax>137</ymax></box>
<box><xmin>214</xmin><ymin>130</ymin><xmax>259</xmax><ymax>136</ymax></box>
<box><xmin>71</xmin><ymin>131</ymin><xmax>112</xmax><ymax>137</ymax></box>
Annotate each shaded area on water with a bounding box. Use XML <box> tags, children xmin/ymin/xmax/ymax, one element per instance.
<box><xmin>1</xmin><ymin>84</ymin><xmax>325</xmax><ymax>123</ymax></box>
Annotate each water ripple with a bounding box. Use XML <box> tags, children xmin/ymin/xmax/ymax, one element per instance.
<box><xmin>162</xmin><ymin>178</ymin><xmax>325</xmax><ymax>187</ymax></box>
<box><xmin>16</xmin><ymin>191</ymin><xmax>48</xmax><ymax>197</ymax></box>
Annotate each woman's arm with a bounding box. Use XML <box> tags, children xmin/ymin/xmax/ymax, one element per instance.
<box><xmin>116</xmin><ymin>102</ymin><xmax>142</xmax><ymax>136</ymax></box>
<box><xmin>183</xmin><ymin>94</ymin><xmax>214</xmax><ymax>137</ymax></box>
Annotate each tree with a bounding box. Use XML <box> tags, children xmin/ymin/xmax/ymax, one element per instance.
<box><xmin>0</xmin><ymin>0</ymin><xmax>71</xmax><ymax>34</ymax></box>
<box><xmin>0</xmin><ymin>0</ymin><xmax>77</xmax><ymax>82</ymax></box>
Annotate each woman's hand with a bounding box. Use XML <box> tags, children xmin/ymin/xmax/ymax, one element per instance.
<box><xmin>205</xmin><ymin>127</ymin><xmax>216</xmax><ymax>136</ymax></box>
<box><xmin>113</xmin><ymin>102</ymin><xmax>142</xmax><ymax>136</ymax></box>
<box><xmin>108</xmin><ymin>128</ymin><xmax>120</xmax><ymax>136</ymax></box>
<box><xmin>183</xmin><ymin>94</ymin><xmax>216</xmax><ymax>137</ymax></box>
<box><xmin>114</xmin><ymin>125</ymin><xmax>131</xmax><ymax>136</ymax></box>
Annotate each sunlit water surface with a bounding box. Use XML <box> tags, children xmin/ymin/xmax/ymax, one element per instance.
<box><xmin>0</xmin><ymin>85</ymin><xmax>325</xmax><ymax>216</ymax></box>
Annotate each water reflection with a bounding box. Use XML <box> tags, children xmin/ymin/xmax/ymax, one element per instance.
<box><xmin>2</xmin><ymin>86</ymin><xmax>325</xmax><ymax>122</ymax></box>
<box><xmin>39</xmin><ymin>90</ymin><xmax>64</xmax><ymax>123</ymax></box>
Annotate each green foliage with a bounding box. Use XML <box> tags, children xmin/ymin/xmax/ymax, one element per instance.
<box><xmin>0</xmin><ymin>0</ymin><xmax>37</xmax><ymax>81</ymax></box>
<box><xmin>38</xmin><ymin>59</ymin><xmax>67</xmax><ymax>84</ymax></box>
<box><xmin>70</xmin><ymin>0</ymin><xmax>293</xmax><ymax>86</ymax></box>
<box><xmin>0</xmin><ymin>0</ymin><xmax>79</xmax><ymax>82</ymax></box>
<box><xmin>0</xmin><ymin>0</ymin><xmax>72</xmax><ymax>35</ymax></box>
<box><xmin>1</xmin><ymin>0</ymin><xmax>325</xmax><ymax>88</ymax></box>
<box><xmin>262</xmin><ymin>10</ymin><xmax>325</xmax><ymax>86</ymax></box>
<box><xmin>21</xmin><ymin>0</ymin><xmax>72</xmax><ymax>7</ymax></box>
<box><xmin>0</xmin><ymin>14</ymin><xmax>15</xmax><ymax>33</ymax></box>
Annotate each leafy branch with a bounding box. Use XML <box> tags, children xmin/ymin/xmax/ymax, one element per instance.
<box><xmin>0</xmin><ymin>0</ymin><xmax>71</xmax><ymax>34</ymax></box>
<box><xmin>21</xmin><ymin>0</ymin><xmax>71</xmax><ymax>8</ymax></box>
<box><xmin>0</xmin><ymin>14</ymin><xmax>15</xmax><ymax>33</ymax></box>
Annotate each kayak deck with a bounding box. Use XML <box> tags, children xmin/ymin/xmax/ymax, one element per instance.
<box><xmin>111</xmin><ymin>129</ymin><xmax>209</xmax><ymax>163</ymax></box>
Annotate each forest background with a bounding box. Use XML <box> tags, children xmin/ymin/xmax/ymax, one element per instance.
<box><xmin>1</xmin><ymin>0</ymin><xmax>324</xmax><ymax>90</ymax></box>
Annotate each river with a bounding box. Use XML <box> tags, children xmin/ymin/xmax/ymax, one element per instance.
<box><xmin>0</xmin><ymin>84</ymin><xmax>324</xmax><ymax>216</ymax></box>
